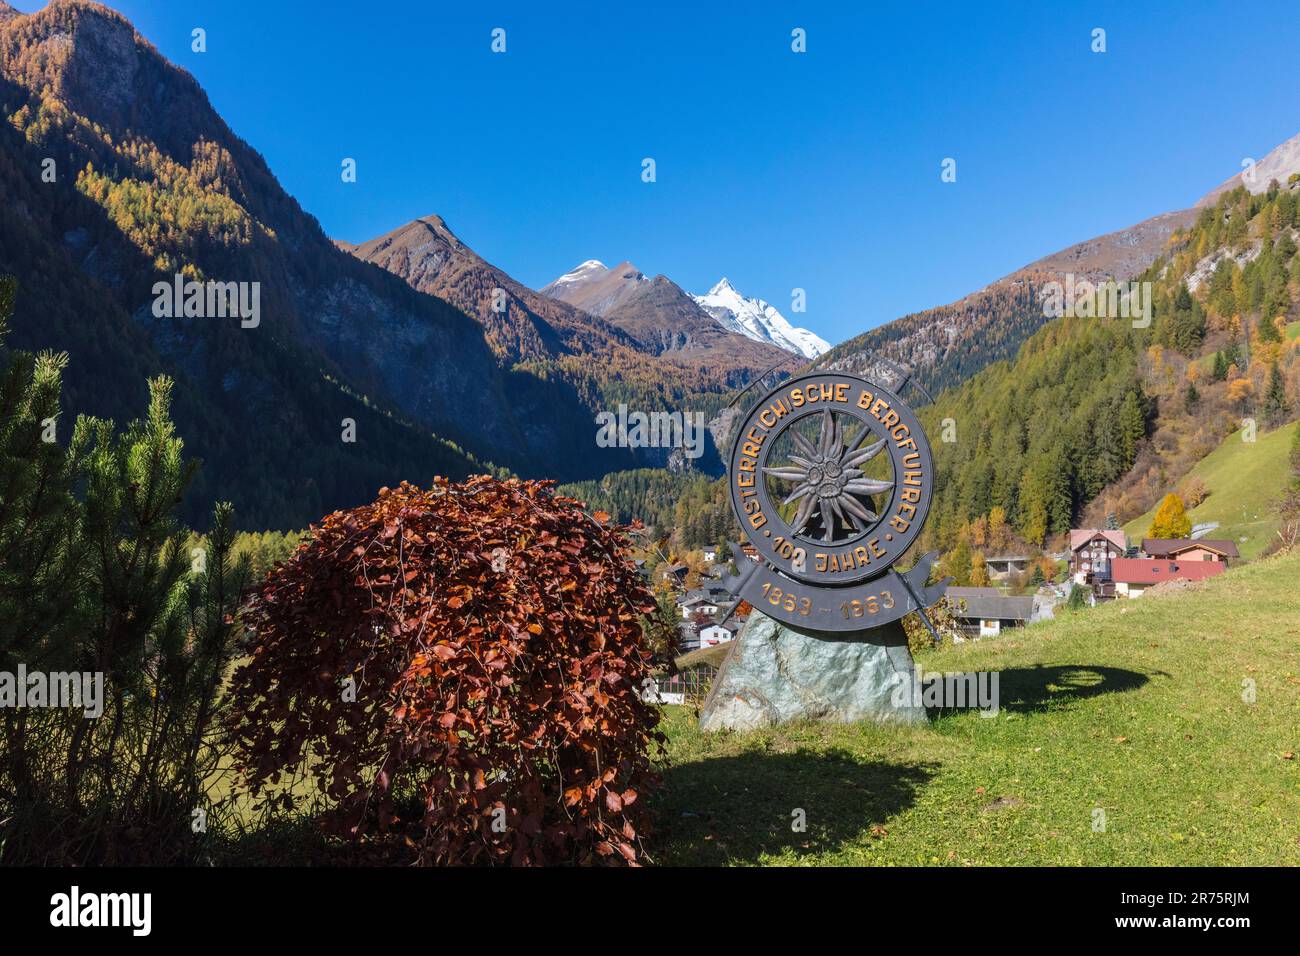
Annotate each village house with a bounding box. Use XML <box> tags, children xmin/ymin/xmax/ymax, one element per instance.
<box><xmin>1069</xmin><ymin>529</ymin><xmax>1127</xmax><ymax>587</ymax></box>
<box><xmin>1107</xmin><ymin>557</ymin><xmax>1226</xmax><ymax>598</ymax></box>
<box><xmin>945</xmin><ymin>587</ymin><xmax>1035</xmax><ymax>639</ymax></box>
<box><xmin>1140</xmin><ymin>538</ymin><xmax>1239</xmax><ymax>565</ymax></box>
<box><xmin>646</xmin><ymin>601</ymin><xmax>748</xmax><ymax>705</ymax></box>
<box><xmin>701</xmin><ymin>583</ymin><xmax>732</xmax><ymax>602</ymax></box>
<box><xmin>678</xmin><ymin>591</ymin><xmax>720</xmax><ymax>620</ymax></box>
<box><xmin>698</xmin><ymin>621</ymin><xmax>739</xmax><ymax>647</ymax></box>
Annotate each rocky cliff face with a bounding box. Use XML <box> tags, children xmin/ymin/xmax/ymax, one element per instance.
<box><xmin>343</xmin><ymin>216</ymin><xmax>641</xmax><ymax>365</ymax></box>
<box><xmin>1196</xmin><ymin>132</ymin><xmax>1300</xmax><ymax>208</ymax></box>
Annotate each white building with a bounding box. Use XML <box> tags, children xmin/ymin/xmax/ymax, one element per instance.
<box><xmin>679</xmin><ymin>595</ymin><xmax>719</xmax><ymax>620</ymax></box>
<box><xmin>698</xmin><ymin>622</ymin><xmax>737</xmax><ymax>647</ymax></box>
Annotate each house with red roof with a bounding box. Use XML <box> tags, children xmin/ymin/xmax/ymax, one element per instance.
<box><xmin>1106</xmin><ymin>557</ymin><xmax>1226</xmax><ymax>598</ymax></box>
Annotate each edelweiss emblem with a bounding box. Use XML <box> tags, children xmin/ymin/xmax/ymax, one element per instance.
<box><xmin>762</xmin><ymin>408</ymin><xmax>893</xmax><ymax>542</ymax></box>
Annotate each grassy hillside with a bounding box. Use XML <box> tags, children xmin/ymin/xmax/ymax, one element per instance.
<box><xmin>653</xmin><ymin>550</ymin><xmax>1300</xmax><ymax>865</ymax></box>
<box><xmin>1123</xmin><ymin>420</ymin><xmax>1298</xmax><ymax>560</ymax></box>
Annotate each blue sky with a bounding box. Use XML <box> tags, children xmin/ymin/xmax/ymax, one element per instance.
<box><xmin>14</xmin><ymin>1</ymin><xmax>1300</xmax><ymax>344</ymax></box>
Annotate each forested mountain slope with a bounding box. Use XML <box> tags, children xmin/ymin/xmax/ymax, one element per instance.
<box><xmin>0</xmin><ymin>1</ymin><xmax>643</xmax><ymax>526</ymax></box>
<box><xmin>919</xmin><ymin>178</ymin><xmax>1300</xmax><ymax>556</ymax></box>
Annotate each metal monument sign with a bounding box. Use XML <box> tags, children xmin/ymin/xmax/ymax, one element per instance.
<box><xmin>720</xmin><ymin>371</ymin><xmax>948</xmax><ymax>635</ymax></box>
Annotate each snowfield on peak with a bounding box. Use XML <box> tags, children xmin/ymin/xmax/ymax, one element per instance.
<box><xmin>691</xmin><ymin>278</ymin><xmax>831</xmax><ymax>358</ymax></box>
<box><xmin>548</xmin><ymin>259</ymin><xmax>608</xmax><ymax>287</ymax></box>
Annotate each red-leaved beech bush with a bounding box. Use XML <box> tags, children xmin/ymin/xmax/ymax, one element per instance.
<box><xmin>226</xmin><ymin>476</ymin><xmax>663</xmax><ymax>865</ymax></box>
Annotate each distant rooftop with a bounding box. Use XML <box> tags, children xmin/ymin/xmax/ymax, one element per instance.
<box><xmin>1109</xmin><ymin>558</ymin><xmax>1227</xmax><ymax>585</ymax></box>
<box><xmin>945</xmin><ymin>587</ymin><xmax>1034</xmax><ymax>621</ymax></box>
<box><xmin>1070</xmin><ymin>529</ymin><xmax>1126</xmax><ymax>551</ymax></box>
<box><xmin>1142</xmin><ymin>538</ymin><xmax>1239</xmax><ymax>559</ymax></box>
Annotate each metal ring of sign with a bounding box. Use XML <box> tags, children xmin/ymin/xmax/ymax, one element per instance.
<box><xmin>723</xmin><ymin>371</ymin><xmax>945</xmax><ymax>634</ymax></box>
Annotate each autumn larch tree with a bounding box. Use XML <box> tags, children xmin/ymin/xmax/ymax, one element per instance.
<box><xmin>1148</xmin><ymin>492</ymin><xmax>1193</xmax><ymax>540</ymax></box>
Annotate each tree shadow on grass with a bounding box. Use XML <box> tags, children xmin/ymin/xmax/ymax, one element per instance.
<box><xmin>654</xmin><ymin>748</ymin><xmax>936</xmax><ymax>865</ymax></box>
<box><xmin>985</xmin><ymin>664</ymin><xmax>1158</xmax><ymax>716</ymax></box>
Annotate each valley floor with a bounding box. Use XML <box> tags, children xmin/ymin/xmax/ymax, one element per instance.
<box><xmin>653</xmin><ymin>551</ymin><xmax>1300</xmax><ymax>865</ymax></box>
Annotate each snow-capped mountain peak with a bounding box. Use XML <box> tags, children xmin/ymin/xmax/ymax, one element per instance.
<box><xmin>549</xmin><ymin>259</ymin><xmax>608</xmax><ymax>287</ymax></box>
<box><xmin>691</xmin><ymin>278</ymin><xmax>831</xmax><ymax>359</ymax></box>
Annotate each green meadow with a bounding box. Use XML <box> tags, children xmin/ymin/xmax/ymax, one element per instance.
<box><xmin>654</xmin><ymin>551</ymin><xmax>1300</xmax><ymax>865</ymax></box>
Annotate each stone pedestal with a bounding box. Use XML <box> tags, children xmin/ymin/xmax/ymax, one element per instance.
<box><xmin>699</xmin><ymin>611</ymin><xmax>928</xmax><ymax>731</ymax></box>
